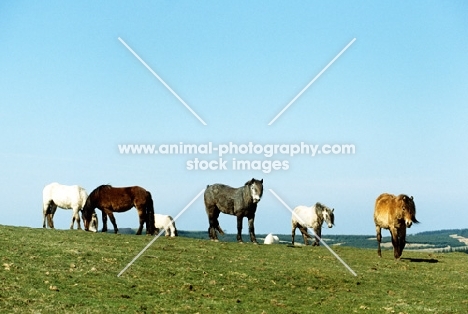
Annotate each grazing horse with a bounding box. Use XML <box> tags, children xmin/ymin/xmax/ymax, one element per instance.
<box><xmin>42</xmin><ymin>182</ymin><xmax>88</xmax><ymax>230</ymax></box>
<box><xmin>88</xmin><ymin>212</ymin><xmax>99</xmax><ymax>233</ymax></box>
<box><xmin>81</xmin><ymin>185</ymin><xmax>155</xmax><ymax>235</ymax></box>
<box><xmin>264</xmin><ymin>233</ymin><xmax>279</xmax><ymax>245</ymax></box>
<box><xmin>291</xmin><ymin>202</ymin><xmax>335</xmax><ymax>246</ymax></box>
<box><xmin>154</xmin><ymin>214</ymin><xmax>178</xmax><ymax>237</ymax></box>
<box><xmin>374</xmin><ymin>193</ymin><xmax>419</xmax><ymax>259</ymax></box>
<box><xmin>204</xmin><ymin>178</ymin><xmax>263</xmax><ymax>243</ymax></box>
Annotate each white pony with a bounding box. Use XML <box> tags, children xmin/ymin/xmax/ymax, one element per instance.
<box><xmin>88</xmin><ymin>212</ymin><xmax>99</xmax><ymax>233</ymax></box>
<box><xmin>291</xmin><ymin>202</ymin><xmax>334</xmax><ymax>246</ymax></box>
<box><xmin>42</xmin><ymin>182</ymin><xmax>88</xmax><ymax>230</ymax></box>
<box><xmin>154</xmin><ymin>214</ymin><xmax>178</xmax><ymax>237</ymax></box>
<box><xmin>264</xmin><ymin>233</ymin><xmax>279</xmax><ymax>245</ymax></box>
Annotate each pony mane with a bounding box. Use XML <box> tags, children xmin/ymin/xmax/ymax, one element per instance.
<box><xmin>315</xmin><ymin>202</ymin><xmax>324</xmax><ymax>209</ymax></box>
<box><xmin>93</xmin><ymin>184</ymin><xmax>112</xmax><ymax>194</ymax></box>
<box><xmin>97</xmin><ymin>184</ymin><xmax>113</xmax><ymax>189</ymax></box>
<box><xmin>315</xmin><ymin>202</ymin><xmax>328</xmax><ymax>213</ymax></box>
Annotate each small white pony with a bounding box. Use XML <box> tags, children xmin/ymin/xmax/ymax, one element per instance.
<box><xmin>88</xmin><ymin>212</ymin><xmax>99</xmax><ymax>233</ymax></box>
<box><xmin>291</xmin><ymin>202</ymin><xmax>334</xmax><ymax>246</ymax></box>
<box><xmin>42</xmin><ymin>182</ymin><xmax>88</xmax><ymax>230</ymax></box>
<box><xmin>264</xmin><ymin>233</ymin><xmax>279</xmax><ymax>245</ymax></box>
<box><xmin>154</xmin><ymin>214</ymin><xmax>178</xmax><ymax>237</ymax></box>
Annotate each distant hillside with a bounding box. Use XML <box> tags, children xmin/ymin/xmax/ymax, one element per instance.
<box><xmin>170</xmin><ymin>229</ymin><xmax>468</xmax><ymax>252</ymax></box>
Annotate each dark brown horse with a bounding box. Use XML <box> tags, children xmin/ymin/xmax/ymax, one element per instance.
<box><xmin>81</xmin><ymin>185</ymin><xmax>155</xmax><ymax>235</ymax></box>
<box><xmin>374</xmin><ymin>193</ymin><xmax>419</xmax><ymax>259</ymax></box>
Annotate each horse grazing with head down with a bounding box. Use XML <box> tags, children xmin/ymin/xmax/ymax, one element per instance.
<box><xmin>154</xmin><ymin>214</ymin><xmax>178</xmax><ymax>237</ymax></box>
<box><xmin>374</xmin><ymin>193</ymin><xmax>419</xmax><ymax>259</ymax></box>
<box><xmin>88</xmin><ymin>212</ymin><xmax>99</xmax><ymax>233</ymax></box>
<box><xmin>81</xmin><ymin>185</ymin><xmax>155</xmax><ymax>235</ymax></box>
<box><xmin>291</xmin><ymin>202</ymin><xmax>335</xmax><ymax>246</ymax></box>
<box><xmin>264</xmin><ymin>233</ymin><xmax>279</xmax><ymax>245</ymax></box>
<box><xmin>42</xmin><ymin>182</ymin><xmax>88</xmax><ymax>230</ymax></box>
<box><xmin>204</xmin><ymin>178</ymin><xmax>263</xmax><ymax>243</ymax></box>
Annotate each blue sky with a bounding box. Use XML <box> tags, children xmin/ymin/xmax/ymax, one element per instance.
<box><xmin>1</xmin><ymin>1</ymin><xmax>467</xmax><ymax>237</ymax></box>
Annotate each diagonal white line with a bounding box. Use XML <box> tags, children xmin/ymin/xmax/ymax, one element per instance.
<box><xmin>118</xmin><ymin>37</ymin><xmax>207</xmax><ymax>126</ymax></box>
<box><xmin>268</xmin><ymin>38</ymin><xmax>356</xmax><ymax>126</ymax></box>
<box><xmin>117</xmin><ymin>188</ymin><xmax>206</xmax><ymax>277</ymax></box>
<box><xmin>269</xmin><ymin>189</ymin><xmax>357</xmax><ymax>276</ymax></box>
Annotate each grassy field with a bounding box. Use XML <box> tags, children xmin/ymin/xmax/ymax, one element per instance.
<box><xmin>1</xmin><ymin>225</ymin><xmax>467</xmax><ymax>313</ymax></box>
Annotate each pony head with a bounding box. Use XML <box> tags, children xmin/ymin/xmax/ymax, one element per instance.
<box><xmin>246</xmin><ymin>178</ymin><xmax>263</xmax><ymax>203</ymax></box>
<box><xmin>81</xmin><ymin>197</ymin><xmax>95</xmax><ymax>231</ymax></box>
<box><xmin>318</xmin><ymin>203</ymin><xmax>335</xmax><ymax>228</ymax></box>
<box><xmin>398</xmin><ymin>194</ymin><xmax>418</xmax><ymax>228</ymax></box>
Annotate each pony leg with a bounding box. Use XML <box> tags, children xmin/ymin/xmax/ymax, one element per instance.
<box><xmin>106</xmin><ymin>212</ymin><xmax>119</xmax><ymax>234</ymax></box>
<box><xmin>207</xmin><ymin>221</ymin><xmax>220</xmax><ymax>241</ymax></box>
<box><xmin>291</xmin><ymin>223</ymin><xmax>296</xmax><ymax>245</ymax></box>
<box><xmin>135</xmin><ymin>207</ymin><xmax>145</xmax><ymax>235</ymax></box>
<box><xmin>247</xmin><ymin>215</ymin><xmax>257</xmax><ymax>244</ymax></box>
<box><xmin>313</xmin><ymin>227</ymin><xmax>321</xmax><ymax>246</ymax></box>
<box><xmin>376</xmin><ymin>225</ymin><xmax>382</xmax><ymax>257</ymax></box>
<box><xmin>144</xmin><ymin>192</ymin><xmax>155</xmax><ymax>235</ymax></box>
<box><xmin>101</xmin><ymin>212</ymin><xmax>108</xmax><ymax>233</ymax></box>
<box><xmin>208</xmin><ymin>216</ymin><xmax>220</xmax><ymax>241</ymax></box>
<box><xmin>298</xmin><ymin>225</ymin><xmax>309</xmax><ymax>245</ymax></box>
<box><xmin>47</xmin><ymin>214</ymin><xmax>53</xmax><ymax>229</ymax></box>
<box><xmin>70</xmin><ymin>206</ymin><xmax>82</xmax><ymax>230</ymax></box>
<box><xmin>389</xmin><ymin>227</ymin><xmax>400</xmax><ymax>259</ymax></box>
<box><xmin>42</xmin><ymin>202</ymin><xmax>50</xmax><ymax>228</ymax></box>
<box><xmin>47</xmin><ymin>204</ymin><xmax>57</xmax><ymax>229</ymax></box>
<box><xmin>236</xmin><ymin>216</ymin><xmax>244</xmax><ymax>243</ymax></box>
<box><xmin>398</xmin><ymin>227</ymin><xmax>407</xmax><ymax>258</ymax></box>
<box><xmin>206</xmin><ymin>206</ymin><xmax>220</xmax><ymax>241</ymax></box>
<box><xmin>76</xmin><ymin>211</ymin><xmax>82</xmax><ymax>230</ymax></box>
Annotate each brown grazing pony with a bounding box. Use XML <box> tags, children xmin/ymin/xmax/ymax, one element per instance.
<box><xmin>374</xmin><ymin>193</ymin><xmax>419</xmax><ymax>259</ymax></box>
<box><xmin>81</xmin><ymin>185</ymin><xmax>155</xmax><ymax>235</ymax></box>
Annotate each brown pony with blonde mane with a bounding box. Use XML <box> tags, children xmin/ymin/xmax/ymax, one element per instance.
<box><xmin>374</xmin><ymin>193</ymin><xmax>419</xmax><ymax>259</ymax></box>
<box><xmin>81</xmin><ymin>185</ymin><xmax>155</xmax><ymax>235</ymax></box>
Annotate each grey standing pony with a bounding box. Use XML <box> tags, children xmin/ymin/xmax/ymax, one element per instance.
<box><xmin>204</xmin><ymin>178</ymin><xmax>263</xmax><ymax>243</ymax></box>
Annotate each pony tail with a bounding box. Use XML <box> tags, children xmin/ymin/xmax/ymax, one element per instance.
<box><xmin>145</xmin><ymin>191</ymin><xmax>155</xmax><ymax>235</ymax></box>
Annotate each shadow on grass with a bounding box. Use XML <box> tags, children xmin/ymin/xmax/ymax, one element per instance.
<box><xmin>401</xmin><ymin>257</ymin><xmax>439</xmax><ymax>263</ymax></box>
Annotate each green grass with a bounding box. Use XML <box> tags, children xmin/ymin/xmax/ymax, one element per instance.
<box><xmin>1</xmin><ymin>225</ymin><xmax>467</xmax><ymax>313</ymax></box>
